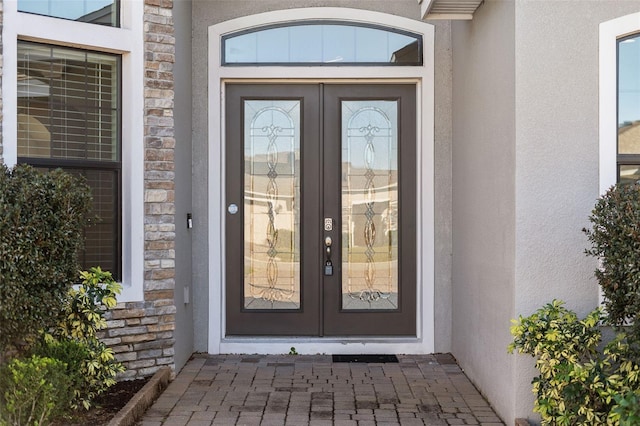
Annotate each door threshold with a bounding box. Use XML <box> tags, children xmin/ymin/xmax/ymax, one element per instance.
<box><xmin>222</xmin><ymin>336</ymin><xmax>419</xmax><ymax>342</ymax></box>
<box><xmin>215</xmin><ymin>337</ymin><xmax>428</xmax><ymax>355</ymax></box>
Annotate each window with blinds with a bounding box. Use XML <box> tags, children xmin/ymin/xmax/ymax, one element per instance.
<box><xmin>17</xmin><ymin>41</ymin><xmax>122</xmax><ymax>278</ymax></box>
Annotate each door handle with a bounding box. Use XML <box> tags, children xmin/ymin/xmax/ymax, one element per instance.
<box><xmin>325</xmin><ymin>236</ymin><xmax>332</xmax><ymax>257</ymax></box>
<box><xmin>324</xmin><ymin>236</ymin><xmax>333</xmax><ymax>276</ymax></box>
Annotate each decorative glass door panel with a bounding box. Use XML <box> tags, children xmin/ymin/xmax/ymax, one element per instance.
<box><xmin>243</xmin><ymin>100</ymin><xmax>301</xmax><ymax>309</ymax></box>
<box><xmin>341</xmin><ymin>101</ymin><xmax>399</xmax><ymax>310</ymax></box>
<box><xmin>226</xmin><ymin>83</ymin><xmax>415</xmax><ymax>336</ymax></box>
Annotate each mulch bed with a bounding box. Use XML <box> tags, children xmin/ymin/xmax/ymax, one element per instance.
<box><xmin>51</xmin><ymin>378</ymin><xmax>149</xmax><ymax>425</ymax></box>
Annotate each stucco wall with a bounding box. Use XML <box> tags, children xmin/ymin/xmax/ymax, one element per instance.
<box><xmin>513</xmin><ymin>0</ymin><xmax>640</xmax><ymax>421</ymax></box>
<box><xmin>173</xmin><ymin>0</ymin><xmax>194</xmax><ymax>373</ymax></box>
<box><xmin>433</xmin><ymin>20</ymin><xmax>453</xmax><ymax>353</ymax></box>
<box><xmin>190</xmin><ymin>0</ymin><xmax>454</xmax><ymax>353</ymax></box>
<box><xmin>451</xmin><ymin>0</ymin><xmax>516</xmax><ymax>422</ymax></box>
<box><xmin>452</xmin><ymin>0</ymin><xmax>640</xmax><ymax>423</ymax></box>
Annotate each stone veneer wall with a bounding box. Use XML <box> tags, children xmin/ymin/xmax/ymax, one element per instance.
<box><xmin>100</xmin><ymin>0</ymin><xmax>177</xmax><ymax>379</ymax></box>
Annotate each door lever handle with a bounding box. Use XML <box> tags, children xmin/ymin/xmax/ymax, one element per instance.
<box><xmin>324</xmin><ymin>237</ymin><xmax>333</xmax><ymax>259</ymax></box>
<box><xmin>324</xmin><ymin>236</ymin><xmax>332</xmax><ymax>258</ymax></box>
<box><xmin>324</xmin><ymin>236</ymin><xmax>333</xmax><ymax>276</ymax></box>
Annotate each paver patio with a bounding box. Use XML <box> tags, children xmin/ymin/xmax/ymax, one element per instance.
<box><xmin>137</xmin><ymin>354</ymin><xmax>504</xmax><ymax>426</ymax></box>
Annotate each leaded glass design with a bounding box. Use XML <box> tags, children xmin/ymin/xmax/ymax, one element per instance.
<box><xmin>341</xmin><ymin>101</ymin><xmax>399</xmax><ymax>310</ymax></box>
<box><xmin>244</xmin><ymin>101</ymin><xmax>301</xmax><ymax>309</ymax></box>
<box><xmin>223</xmin><ymin>22</ymin><xmax>421</xmax><ymax>66</ymax></box>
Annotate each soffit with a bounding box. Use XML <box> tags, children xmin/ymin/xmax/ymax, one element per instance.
<box><xmin>418</xmin><ymin>0</ymin><xmax>484</xmax><ymax>20</ymax></box>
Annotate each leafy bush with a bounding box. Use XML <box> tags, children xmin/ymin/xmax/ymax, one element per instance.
<box><xmin>613</xmin><ymin>391</ymin><xmax>640</xmax><ymax>426</ymax></box>
<box><xmin>32</xmin><ymin>337</ymin><xmax>90</xmax><ymax>410</ymax></box>
<box><xmin>584</xmin><ymin>182</ymin><xmax>640</xmax><ymax>341</ymax></box>
<box><xmin>0</xmin><ymin>165</ymin><xmax>92</xmax><ymax>353</ymax></box>
<box><xmin>509</xmin><ymin>301</ymin><xmax>606</xmax><ymax>424</ymax></box>
<box><xmin>56</xmin><ymin>267</ymin><xmax>122</xmax><ymax>341</ymax></box>
<box><xmin>509</xmin><ymin>300</ymin><xmax>640</xmax><ymax>425</ymax></box>
<box><xmin>510</xmin><ymin>182</ymin><xmax>640</xmax><ymax>423</ymax></box>
<box><xmin>0</xmin><ymin>355</ymin><xmax>72</xmax><ymax>426</ymax></box>
<box><xmin>45</xmin><ymin>267</ymin><xmax>124</xmax><ymax>409</ymax></box>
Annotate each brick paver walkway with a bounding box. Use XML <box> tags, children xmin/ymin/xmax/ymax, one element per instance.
<box><xmin>137</xmin><ymin>354</ymin><xmax>504</xmax><ymax>426</ymax></box>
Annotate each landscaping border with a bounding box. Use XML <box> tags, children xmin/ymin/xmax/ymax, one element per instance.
<box><xmin>107</xmin><ymin>366</ymin><xmax>171</xmax><ymax>426</ymax></box>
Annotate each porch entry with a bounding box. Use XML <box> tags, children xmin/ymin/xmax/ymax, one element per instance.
<box><xmin>225</xmin><ymin>83</ymin><xmax>416</xmax><ymax>336</ymax></box>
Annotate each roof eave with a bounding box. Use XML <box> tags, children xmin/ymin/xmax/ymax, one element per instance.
<box><xmin>418</xmin><ymin>0</ymin><xmax>484</xmax><ymax>20</ymax></box>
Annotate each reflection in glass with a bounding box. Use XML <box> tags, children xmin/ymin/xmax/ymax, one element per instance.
<box><xmin>17</xmin><ymin>41</ymin><xmax>121</xmax><ymax>278</ymax></box>
<box><xmin>18</xmin><ymin>0</ymin><xmax>119</xmax><ymax>26</ymax></box>
<box><xmin>224</xmin><ymin>22</ymin><xmax>421</xmax><ymax>65</ymax></box>
<box><xmin>18</xmin><ymin>42</ymin><xmax>119</xmax><ymax>161</ymax></box>
<box><xmin>244</xmin><ymin>101</ymin><xmax>301</xmax><ymax>309</ymax></box>
<box><xmin>341</xmin><ymin>101</ymin><xmax>399</xmax><ymax>310</ymax></box>
<box><xmin>620</xmin><ymin>165</ymin><xmax>640</xmax><ymax>185</ymax></box>
<box><xmin>618</xmin><ymin>34</ymin><xmax>640</xmax><ymax>154</ymax></box>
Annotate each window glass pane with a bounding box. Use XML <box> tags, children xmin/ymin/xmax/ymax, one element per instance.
<box><xmin>341</xmin><ymin>100</ymin><xmax>399</xmax><ymax>310</ymax></box>
<box><xmin>18</xmin><ymin>0</ymin><xmax>119</xmax><ymax>26</ymax></box>
<box><xmin>20</xmin><ymin>41</ymin><xmax>121</xmax><ymax>280</ymax></box>
<box><xmin>223</xmin><ymin>22</ymin><xmax>422</xmax><ymax>65</ymax></box>
<box><xmin>18</xmin><ymin>42</ymin><xmax>120</xmax><ymax>162</ymax></box>
<box><xmin>618</xmin><ymin>34</ymin><xmax>640</xmax><ymax>154</ymax></box>
<box><xmin>620</xmin><ymin>165</ymin><xmax>640</xmax><ymax>185</ymax></box>
<box><xmin>243</xmin><ymin>100</ymin><xmax>301</xmax><ymax>310</ymax></box>
<box><xmin>81</xmin><ymin>169</ymin><xmax>119</xmax><ymax>274</ymax></box>
<box><xmin>35</xmin><ymin>167</ymin><xmax>120</xmax><ymax>278</ymax></box>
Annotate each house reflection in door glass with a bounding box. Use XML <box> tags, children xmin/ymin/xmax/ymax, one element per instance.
<box><xmin>243</xmin><ymin>100</ymin><xmax>301</xmax><ymax>309</ymax></box>
<box><xmin>341</xmin><ymin>100</ymin><xmax>399</xmax><ymax>310</ymax></box>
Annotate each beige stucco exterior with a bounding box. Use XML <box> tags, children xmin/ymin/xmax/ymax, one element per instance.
<box><xmin>451</xmin><ymin>0</ymin><xmax>516</xmax><ymax>420</ymax></box>
<box><xmin>451</xmin><ymin>0</ymin><xmax>640</xmax><ymax>422</ymax></box>
<box><xmin>6</xmin><ymin>0</ymin><xmax>640</xmax><ymax>423</ymax></box>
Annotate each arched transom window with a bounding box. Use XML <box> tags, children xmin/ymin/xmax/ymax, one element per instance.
<box><xmin>222</xmin><ymin>21</ymin><xmax>423</xmax><ymax>66</ymax></box>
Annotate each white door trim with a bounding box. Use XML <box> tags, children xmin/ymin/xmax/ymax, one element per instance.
<box><xmin>208</xmin><ymin>8</ymin><xmax>435</xmax><ymax>354</ymax></box>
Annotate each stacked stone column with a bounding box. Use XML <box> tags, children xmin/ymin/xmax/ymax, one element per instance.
<box><xmin>103</xmin><ymin>0</ymin><xmax>177</xmax><ymax>379</ymax></box>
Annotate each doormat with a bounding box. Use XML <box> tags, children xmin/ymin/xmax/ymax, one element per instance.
<box><xmin>332</xmin><ymin>354</ymin><xmax>399</xmax><ymax>363</ymax></box>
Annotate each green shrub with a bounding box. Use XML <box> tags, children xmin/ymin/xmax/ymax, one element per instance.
<box><xmin>45</xmin><ymin>267</ymin><xmax>124</xmax><ymax>409</ymax></box>
<box><xmin>56</xmin><ymin>267</ymin><xmax>122</xmax><ymax>341</ymax></box>
<box><xmin>32</xmin><ymin>337</ymin><xmax>89</xmax><ymax>410</ymax></box>
<box><xmin>0</xmin><ymin>165</ymin><xmax>92</xmax><ymax>353</ymax></box>
<box><xmin>509</xmin><ymin>300</ymin><xmax>640</xmax><ymax>425</ymax></box>
<box><xmin>584</xmin><ymin>182</ymin><xmax>640</xmax><ymax>341</ymax></box>
<box><xmin>0</xmin><ymin>355</ymin><xmax>72</xmax><ymax>426</ymax></box>
<box><xmin>613</xmin><ymin>391</ymin><xmax>640</xmax><ymax>426</ymax></box>
<box><xmin>510</xmin><ymin>182</ymin><xmax>640</xmax><ymax>424</ymax></box>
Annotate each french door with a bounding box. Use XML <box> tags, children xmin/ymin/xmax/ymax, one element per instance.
<box><xmin>225</xmin><ymin>83</ymin><xmax>416</xmax><ymax>336</ymax></box>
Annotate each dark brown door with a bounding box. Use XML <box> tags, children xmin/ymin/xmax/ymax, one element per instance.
<box><xmin>225</xmin><ymin>83</ymin><xmax>416</xmax><ymax>336</ymax></box>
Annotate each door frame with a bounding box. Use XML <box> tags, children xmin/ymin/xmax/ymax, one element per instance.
<box><xmin>208</xmin><ymin>8</ymin><xmax>435</xmax><ymax>354</ymax></box>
